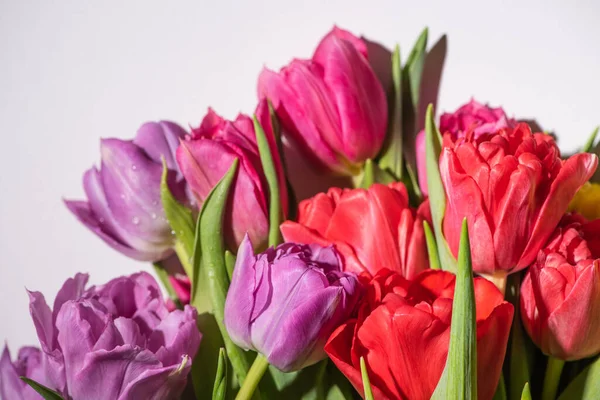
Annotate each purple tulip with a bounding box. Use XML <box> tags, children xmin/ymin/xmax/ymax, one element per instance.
<box><xmin>65</xmin><ymin>121</ymin><xmax>189</xmax><ymax>262</ymax></box>
<box><xmin>0</xmin><ymin>346</ymin><xmax>46</xmax><ymax>400</ymax></box>
<box><xmin>258</xmin><ymin>26</ymin><xmax>388</xmax><ymax>176</ymax></box>
<box><xmin>176</xmin><ymin>99</ymin><xmax>288</xmax><ymax>251</ymax></box>
<box><xmin>224</xmin><ymin>236</ymin><xmax>360</xmax><ymax>372</ymax></box>
<box><xmin>11</xmin><ymin>272</ymin><xmax>200</xmax><ymax>400</ymax></box>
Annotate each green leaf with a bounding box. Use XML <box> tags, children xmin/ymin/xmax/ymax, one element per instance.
<box><xmin>360</xmin><ymin>357</ymin><xmax>375</xmax><ymax>400</ymax></box>
<box><xmin>212</xmin><ymin>348</ymin><xmax>228</xmax><ymax>400</ymax></box>
<box><xmin>254</xmin><ymin>116</ymin><xmax>283</xmax><ymax>247</ymax></box>
<box><xmin>198</xmin><ymin>159</ymin><xmax>252</xmax><ymax>386</ymax></box>
<box><xmin>359</xmin><ymin>159</ymin><xmax>397</xmax><ymax>189</ymax></box>
<box><xmin>493</xmin><ymin>374</ymin><xmax>507</xmax><ymax>400</ymax></box>
<box><xmin>431</xmin><ymin>219</ymin><xmax>477</xmax><ymax>400</ymax></box>
<box><xmin>191</xmin><ymin>313</ymin><xmax>227</xmax><ymax>400</ymax></box>
<box><xmin>152</xmin><ymin>262</ymin><xmax>181</xmax><ymax>308</ymax></box>
<box><xmin>425</xmin><ymin>104</ymin><xmax>456</xmax><ymax>272</ymax></box>
<box><xmin>160</xmin><ymin>159</ymin><xmax>195</xmax><ymax>277</ymax></box>
<box><xmin>521</xmin><ymin>383</ymin><xmax>531</xmax><ymax>400</ymax></box>
<box><xmin>558</xmin><ymin>356</ymin><xmax>600</xmax><ymax>400</ymax></box>
<box><xmin>401</xmin><ymin>27</ymin><xmax>428</xmax><ymax>175</ymax></box>
<box><xmin>402</xmin><ymin>161</ymin><xmax>423</xmax><ymax>206</ymax></box>
<box><xmin>378</xmin><ymin>45</ymin><xmax>403</xmax><ymax>179</ymax></box>
<box><xmin>20</xmin><ymin>377</ymin><xmax>63</xmax><ymax>400</ymax></box>
<box><xmin>225</xmin><ymin>250</ymin><xmax>236</xmax><ymax>283</ymax></box>
<box><xmin>583</xmin><ymin>126</ymin><xmax>600</xmax><ymax>153</ymax></box>
<box><xmin>423</xmin><ymin>220</ymin><xmax>440</xmax><ymax>270</ymax></box>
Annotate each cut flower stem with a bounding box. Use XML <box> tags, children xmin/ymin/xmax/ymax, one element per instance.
<box><xmin>236</xmin><ymin>354</ymin><xmax>270</xmax><ymax>400</ymax></box>
<box><xmin>541</xmin><ymin>356</ymin><xmax>565</xmax><ymax>400</ymax></box>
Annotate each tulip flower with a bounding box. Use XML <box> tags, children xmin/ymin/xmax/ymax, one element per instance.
<box><xmin>224</xmin><ymin>235</ymin><xmax>359</xmax><ymax>372</ymax></box>
<box><xmin>416</xmin><ymin>99</ymin><xmax>516</xmax><ymax>194</ymax></box>
<box><xmin>521</xmin><ymin>214</ymin><xmax>600</xmax><ymax>360</ymax></box>
<box><xmin>325</xmin><ymin>269</ymin><xmax>514</xmax><ymax>400</ymax></box>
<box><xmin>0</xmin><ymin>346</ymin><xmax>47</xmax><ymax>400</ymax></box>
<box><xmin>281</xmin><ymin>182</ymin><xmax>431</xmax><ymax>278</ymax></box>
<box><xmin>258</xmin><ymin>26</ymin><xmax>387</xmax><ymax>176</ymax></box>
<box><xmin>65</xmin><ymin>121</ymin><xmax>189</xmax><ymax>262</ymax></box>
<box><xmin>24</xmin><ymin>272</ymin><xmax>200</xmax><ymax>399</ymax></box>
<box><xmin>177</xmin><ymin>99</ymin><xmax>287</xmax><ymax>251</ymax></box>
<box><xmin>440</xmin><ymin>123</ymin><xmax>597</xmax><ymax>277</ymax></box>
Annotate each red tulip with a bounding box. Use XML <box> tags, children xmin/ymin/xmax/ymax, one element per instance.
<box><xmin>325</xmin><ymin>269</ymin><xmax>513</xmax><ymax>400</ymax></box>
<box><xmin>440</xmin><ymin>123</ymin><xmax>597</xmax><ymax>277</ymax></box>
<box><xmin>176</xmin><ymin>99</ymin><xmax>288</xmax><ymax>251</ymax></box>
<box><xmin>280</xmin><ymin>183</ymin><xmax>431</xmax><ymax>278</ymax></box>
<box><xmin>258</xmin><ymin>27</ymin><xmax>387</xmax><ymax>175</ymax></box>
<box><xmin>521</xmin><ymin>214</ymin><xmax>600</xmax><ymax>360</ymax></box>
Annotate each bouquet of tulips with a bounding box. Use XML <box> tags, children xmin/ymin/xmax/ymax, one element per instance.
<box><xmin>3</xmin><ymin>25</ymin><xmax>600</xmax><ymax>400</ymax></box>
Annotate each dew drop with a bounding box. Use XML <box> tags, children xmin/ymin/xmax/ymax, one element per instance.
<box><xmin>99</xmin><ymin>217</ymin><xmax>105</xmax><ymax>224</ymax></box>
<box><xmin>150</xmin><ymin>212</ymin><xmax>157</xmax><ymax>219</ymax></box>
<box><xmin>132</xmin><ymin>216</ymin><xmax>140</xmax><ymax>225</ymax></box>
<box><xmin>131</xmin><ymin>165</ymin><xmax>137</xmax><ymax>171</ymax></box>
<box><xmin>120</xmin><ymin>193</ymin><xmax>126</xmax><ymax>200</ymax></box>
<box><xmin>171</xmin><ymin>230</ymin><xmax>176</xmax><ymax>235</ymax></box>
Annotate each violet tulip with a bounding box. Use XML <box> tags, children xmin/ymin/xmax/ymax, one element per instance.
<box><xmin>521</xmin><ymin>214</ymin><xmax>600</xmax><ymax>360</ymax></box>
<box><xmin>176</xmin><ymin>99</ymin><xmax>287</xmax><ymax>251</ymax></box>
<box><xmin>19</xmin><ymin>272</ymin><xmax>200</xmax><ymax>399</ymax></box>
<box><xmin>258</xmin><ymin>26</ymin><xmax>387</xmax><ymax>176</ymax></box>
<box><xmin>65</xmin><ymin>121</ymin><xmax>189</xmax><ymax>262</ymax></box>
<box><xmin>224</xmin><ymin>235</ymin><xmax>359</xmax><ymax>372</ymax></box>
<box><xmin>0</xmin><ymin>347</ymin><xmax>46</xmax><ymax>400</ymax></box>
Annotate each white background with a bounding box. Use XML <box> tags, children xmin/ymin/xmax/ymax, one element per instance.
<box><xmin>1</xmin><ymin>0</ymin><xmax>598</xmax><ymax>350</ymax></box>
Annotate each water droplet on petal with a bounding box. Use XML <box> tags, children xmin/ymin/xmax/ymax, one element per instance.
<box><xmin>131</xmin><ymin>165</ymin><xmax>137</xmax><ymax>171</ymax></box>
<box><xmin>120</xmin><ymin>193</ymin><xmax>126</xmax><ymax>200</ymax></box>
<box><xmin>132</xmin><ymin>216</ymin><xmax>140</xmax><ymax>225</ymax></box>
<box><xmin>150</xmin><ymin>212</ymin><xmax>157</xmax><ymax>219</ymax></box>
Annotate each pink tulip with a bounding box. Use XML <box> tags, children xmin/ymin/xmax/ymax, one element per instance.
<box><xmin>258</xmin><ymin>27</ymin><xmax>387</xmax><ymax>176</ymax></box>
<box><xmin>177</xmin><ymin>100</ymin><xmax>287</xmax><ymax>251</ymax></box>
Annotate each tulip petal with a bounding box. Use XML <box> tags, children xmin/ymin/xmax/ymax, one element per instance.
<box><xmin>121</xmin><ymin>354</ymin><xmax>191</xmax><ymax>400</ymax></box>
<box><xmin>224</xmin><ymin>235</ymin><xmax>256</xmax><ymax>350</ymax></box>
<box><xmin>133</xmin><ymin>121</ymin><xmax>186</xmax><ymax>172</ymax></box>
<box><xmin>314</xmin><ymin>36</ymin><xmax>387</xmax><ymax>163</ymax></box>
<box><xmin>148</xmin><ymin>306</ymin><xmax>200</xmax><ymax>367</ymax></box>
<box><xmin>0</xmin><ymin>346</ymin><xmax>25</xmax><ymax>400</ymax></box>
<box><xmin>518</xmin><ymin>153</ymin><xmax>598</xmax><ymax>269</ymax></box>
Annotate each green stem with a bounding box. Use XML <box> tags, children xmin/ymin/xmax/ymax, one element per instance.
<box><xmin>542</xmin><ymin>357</ymin><xmax>565</xmax><ymax>400</ymax></box>
<box><xmin>152</xmin><ymin>262</ymin><xmax>181</xmax><ymax>307</ymax></box>
<box><xmin>235</xmin><ymin>354</ymin><xmax>269</xmax><ymax>400</ymax></box>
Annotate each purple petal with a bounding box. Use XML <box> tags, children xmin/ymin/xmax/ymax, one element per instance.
<box><xmin>99</xmin><ymin>139</ymin><xmax>174</xmax><ymax>252</ymax></box>
<box><xmin>55</xmin><ymin>300</ymin><xmax>110</xmax><ymax>391</ymax></box>
<box><xmin>27</xmin><ymin>290</ymin><xmax>55</xmax><ymax>352</ymax></box>
<box><xmin>0</xmin><ymin>345</ymin><xmax>25</xmax><ymax>400</ymax></box>
<box><xmin>133</xmin><ymin>121</ymin><xmax>187</xmax><ymax>173</ymax></box>
<box><xmin>68</xmin><ymin>345</ymin><xmax>162</xmax><ymax>400</ymax></box>
<box><xmin>113</xmin><ymin>318</ymin><xmax>146</xmax><ymax>348</ymax></box>
<box><xmin>120</xmin><ymin>354</ymin><xmax>192</xmax><ymax>400</ymax></box>
<box><xmin>224</xmin><ymin>235</ymin><xmax>257</xmax><ymax>350</ymax></box>
<box><xmin>147</xmin><ymin>305</ymin><xmax>200</xmax><ymax>366</ymax></box>
<box><xmin>64</xmin><ymin>199</ymin><xmax>163</xmax><ymax>261</ymax></box>
<box><xmin>52</xmin><ymin>273</ymin><xmax>89</xmax><ymax>324</ymax></box>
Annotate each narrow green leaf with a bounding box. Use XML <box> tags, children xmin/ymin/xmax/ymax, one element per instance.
<box><xmin>405</xmin><ymin>27</ymin><xmax>428</xmax><ymax>107</ymax></box>
<box><xmin>254</xmin><ymin>116</ymin><xmax>282</xmax><ymax>247</ymax></box>
<box><xmin>160</xmin><ymin>159</ymin><xmax>195</xmax><ymax>277</ymax></box>
<box><xmin>378</xmin><ymin>45</ymin><xmax>403</xmax><ymax>179</ymax></box>
<box><xmin>359</xmin><ymin>159</ymin><xmax>375</xmax><ymax>189</ymax></box>
<box><xmin>425</xmin><ymin>104</ymin><xmax>456</xmax><ymax>272</ymax></box>
<box><xmin>192</xmin><ymin>313</ymin><xmax>226</xmax><ymax>400</ymax></box>
<box><xmin>20</xmin><ymin>377</ymin><xmax>63</xmax><ymax>400</ymax></box>
<box><xmin>493</xmin><ymin>374</ymin><xmax>507</xmax><ymax>400</ymax></box>
<box><xmin>583</xmin><ymin>126</ymin><xmax>600</xmax><ymax>153</ymax></box>
<box><xmin>225</xmin><ymin>250</ymin><xmax>236</xmax><ymax>283</ymax></box>
<box><xmin>360</xmin><ymin>357</ymin><xmax>375</xmax><ymax>400</ymax></box>
<box><xmin>198</xmin><ymin>159</ymin><xmax>252</xmax><ymax>385</ymax></box>
<box><xmin>403</xmin><ymin>161</ymin><xmax>423</xmax><ymax>206</ymax></box>
<box><xmin>401</xmin><ymin>27</ymin><xmax>428</xmax><ymax>175</ymax></box>
<box><xmin>212</xmin><ymin>348</ymin><xmax>228</xmax><ymax>400</ymax></box>
<box><xmin>423</xmin><ymin>220</ymin><xmax>440</xmax><ymax>270</ymax></box>
<box><xmin>152</xmin><ymin>262</ymin><xmax>181</xmax><ymax>308</ymax></box>
<box><xmin>559</xmin><ymin>355</ymin><xmax>600</xmax><ymax>400</ymax></box>
<box><xmin>520</xmin><ymin>383</ymin><xmax>531</xmax><ymax>400</ymax></box>
<box><xmin>506</xmin><ymin>273</ymin><xmax>532</xmax><ymax>400</ymax></box>
<box><xmin>431</xmin><ymin>219</ymin><xmax>477</xmax><ymax>400</ymax></box>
